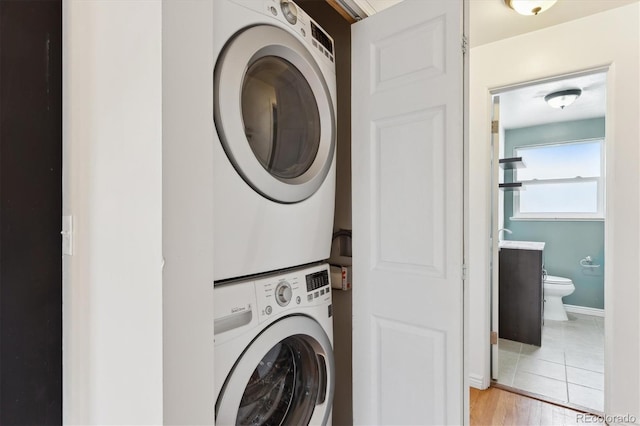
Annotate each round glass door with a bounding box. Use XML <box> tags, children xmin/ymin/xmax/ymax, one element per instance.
<box><xmin>242</xmin><ymin>56</ymin><xmax>321</xmax><ymax>181</ymax></box>
<box><xmin>214</xmin><ymin>25</ymin><xmax>335</xmax><ymax>204</ymax></box>
<box><xmin>216</xmin><ymin>316</ymin><xmax>334</xmax><ymax>426</ymax></box>
<box><xmin>236</xmin><ymin>336</ymin><xmax>320</xmax><ymax>425</ymax></box>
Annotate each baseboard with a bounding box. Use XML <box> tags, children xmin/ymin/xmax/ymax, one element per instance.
<box><xmin>564</xmin><ymin>304</ymin><xmax>605</xmax><ymax>317</ymax></box>
<box><xmin>469</xmin><ymin>373</ymin><xmax>488</xmax><ymax>390</ymax></box>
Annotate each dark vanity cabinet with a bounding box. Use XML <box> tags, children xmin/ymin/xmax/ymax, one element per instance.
<box><xmin>499</xmin><ymin>248</ymin><xmax>544</xmax><ymax>346</ymax></box>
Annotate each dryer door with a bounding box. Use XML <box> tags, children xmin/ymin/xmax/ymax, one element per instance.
<box><xmin>216</xmin><ymin>316</ymin><xmax>334</xmax><ymax>425</ymax></box>
<box><xmin>214</xmin><ymin>25</ymin><xmax>335</xmax><ymax>204</ymax></box>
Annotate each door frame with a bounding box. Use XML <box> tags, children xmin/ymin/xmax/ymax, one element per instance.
<box><xmin>475</xmin><ymin>68</ymin><xmax>617</xmax><ymax>388</ymax></box>
<box><xmin>487</xmin><ymin>67</ymin><xmax>609</xmax><ymax>383</ymax></box>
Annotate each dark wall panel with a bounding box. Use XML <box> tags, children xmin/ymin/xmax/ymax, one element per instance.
<box><xmin>0</xmin><ymin>1</ymin><xmax>62</xmax><ymax>424</ymax></box>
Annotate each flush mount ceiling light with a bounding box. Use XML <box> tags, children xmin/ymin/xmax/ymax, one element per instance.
<box><xmin>544</xmin><ymin>89</ymin><xmax>582</xmax><ymax>109</ymax></box>
<box><xmin>505</xmin><ymin>0</ymin><xmax>558</xmax><ymax>16</ymax></box>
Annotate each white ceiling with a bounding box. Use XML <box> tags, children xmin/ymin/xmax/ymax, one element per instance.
<box><xmin>469</xmin><ymin>0</ymin><xmax>639</xmax><ymax>47</ymax></box>
<box><xmin>498</xmin><ymin>71</ymin><xmax>606</xmax><ymax>129</ymax></box>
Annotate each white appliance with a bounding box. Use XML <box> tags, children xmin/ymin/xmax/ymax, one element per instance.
<box><xmin>213</xmin><ymin>0</ymin><xmax>337</xmax><ymax>282</ymax></box>
<box><xmin>214</xmin><ymin>263</ymin><xmax>334</xmax><ymax>425</ymax></box>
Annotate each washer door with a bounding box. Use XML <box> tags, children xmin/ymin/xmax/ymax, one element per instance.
<box><xmin>216</xmin><ymin>316</ymin><xmax>334</xmax><ymax>425</ymax></box>
<box><xmin>214</xmin><ymin>25</ymin><xmax>335</xmax><ymax>204</ymax></box>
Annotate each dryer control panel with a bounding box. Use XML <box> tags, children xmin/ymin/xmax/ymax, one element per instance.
<box><xmin>255</xmin><ymin>264</ymin><xmax>332</xmax><ymax>323</ymax></box>
<box><xmin>229</xmin><ymin>0</ymin><xmax>336</xmax><ymax>68</ymax></box>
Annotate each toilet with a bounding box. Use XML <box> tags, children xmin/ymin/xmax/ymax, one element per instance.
<box><xmin>544</xmin><ymin>275</ymin><xmax>575</xmax><ymax>321</ymax></box>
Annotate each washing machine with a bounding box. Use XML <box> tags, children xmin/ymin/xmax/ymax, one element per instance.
<box><xmin>213</xmin><ymin>0</ymin><xmax>337</xmax><ymax>282</ymax></box>
<box><xmin>214</xmin><ymin>263</ymin><xmax>334</xmax><ymax>425</ymax></box>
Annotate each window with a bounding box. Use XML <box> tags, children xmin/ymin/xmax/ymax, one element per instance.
<box><xmin>513</xmin><ymin>139</ymin><xmax>604</xmax><ymax>220</ymax></box>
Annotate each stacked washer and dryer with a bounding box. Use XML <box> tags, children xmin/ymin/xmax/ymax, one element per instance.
<box><xmin>212</xmin><ymin>0</ymin><xmax>337</xmax><ymax>424</ymax></box>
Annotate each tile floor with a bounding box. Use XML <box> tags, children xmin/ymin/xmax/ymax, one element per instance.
<box><xmin>497</xmin><ymin>313</ymin><xmax>604</xmax><ymax>412</ymax></box>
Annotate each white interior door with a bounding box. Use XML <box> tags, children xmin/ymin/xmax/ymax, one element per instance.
<box><xmin>352</xmin><ymin>0</ymin><xmax>464</xmax><ymax>424</ymax></box>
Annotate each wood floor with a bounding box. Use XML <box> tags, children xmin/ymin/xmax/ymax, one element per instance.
<box><xmin>470</xmin><ymin>387</ymin><xmax>590</xmax><ymax>426</ymax></box>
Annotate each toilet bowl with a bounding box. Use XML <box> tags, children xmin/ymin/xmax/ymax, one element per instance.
<box><xmin>544</xmin><ymin>275</ymin><xmax>575</xmax><ymax>321</ymax></box>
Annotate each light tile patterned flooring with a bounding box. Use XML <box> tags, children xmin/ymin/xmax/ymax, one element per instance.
<box><xmin>497</xmin><ymin>313</ymin><xmax>604</xmax><ymax>412</ymax></box>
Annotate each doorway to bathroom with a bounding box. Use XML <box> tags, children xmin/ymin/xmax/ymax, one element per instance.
<box><xmin>490</xmin><ymin>70</ymin><xmax>607</xmax><ymax>413</ymax></box>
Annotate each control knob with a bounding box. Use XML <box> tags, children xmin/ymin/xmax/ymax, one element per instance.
<box><xmin>275</xmin><ymin>281</ymin><xmax>293</xmax><ymax>306</ymax></box>
<box><xmin>280</xmin><ymin>1</ymin><xmax>298</xmax><ymax>25</ymax></box>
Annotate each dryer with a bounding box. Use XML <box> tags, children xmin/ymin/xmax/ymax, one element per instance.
<box><xmin>214</xmin><ymin>263</ymin><xmax>334</xmax><ymax>425</ymax></box>
<box><xmin>213</xmin><ymin>0</ymin><xmax>337</xmax><ymax>282</ymax></box>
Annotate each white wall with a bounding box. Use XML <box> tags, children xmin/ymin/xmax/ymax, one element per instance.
<box><xmin>63</xmin><ymin>1</ymin><xmax>163</xmax><ymax>423</ymax></box>
<box><xmin>469</xmin><ymin>3</ymin><xmax>640</xmax><ymax>420</ymax></box>
<box><xmin>162</xmin><ymin>1</ymin><xmax>215</xmax><ymax>424</ymax></box>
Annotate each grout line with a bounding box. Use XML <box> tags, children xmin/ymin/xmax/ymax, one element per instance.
<box><xmin>563</xmin><ymin>348</ymin><xmax>569</xmax><ymax>404</ymax></box>
<box><xmin>519</xmin><ymin>355</ymin><xmax>566</xmax><ymax>366</ymax></box>
<box><xmin>502</xmin><ymin>343</ymin><xmax>522</xmax><ymax>386</ymax></box>
<box><xmin>566</xmin><ymin>380</ymin><xmax>604</xmax><ymax>392</ymax></box>
<box><xmin>565</xmin><ymin>364</ymin><xmax>605</xmax><ymax>374</ymax></box>
<box><xmin>509</xmin><ymin>363</ymin><xmax>516</xmax><ymax>387</ymax></box>
<box><xmin>510</xmin><ymin>343</ymin><xmax>522</xmax><ymax>387</ymax></box>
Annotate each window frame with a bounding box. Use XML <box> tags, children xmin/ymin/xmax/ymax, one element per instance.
<box><xmin>512</xmin><ymin>138</ymin><xmax>605</xmax><ymax>221</ymax></box>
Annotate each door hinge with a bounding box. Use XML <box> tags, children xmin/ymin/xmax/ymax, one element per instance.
<box><xmin>491</xmin><ymin>331</ymin><xmax>498</xmax><ymax>345</ymax></box>
<box><xmin>461</xmin><ymin>34</ymin><xmax>468</xmax><ymax>55</ymax></box>
<box><xmin>491</xmin><ymin>120</ymin><xmax>499</xmax><ymax>134</ymax></box>
<box><xmin>461</xmin><ymin>263</ymin><xmax>467</xmax><ymax>280</ymax></box>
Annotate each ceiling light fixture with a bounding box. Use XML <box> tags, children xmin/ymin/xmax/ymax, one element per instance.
<box><xmin>505</xmin><ymin>0</ymin><xmax>558</xmax><ymax>16</ymax></box>
<box><xmin>544</xmin><ymin>89</ymin><xmax>582</xmax><ymax>109</ymax></box>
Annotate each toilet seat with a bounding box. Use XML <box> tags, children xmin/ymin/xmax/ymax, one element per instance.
<box><xmin>545</xmin><ymin>275</ymin><xmax>573</xmax><ymax>285</ymax></box>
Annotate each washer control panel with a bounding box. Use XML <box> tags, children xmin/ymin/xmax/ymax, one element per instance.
<box><xmin>275</xmin><ymin>281</ymin><xmax>293</xmax><ymax>306</ymax></box>
<box><xmin>304</xmin><ymin>269</ymin><xmax>331</xmax><ymax>302</ymax></box>
<box><xmin>255</xmin><ymin>264</ymin><xmax>331</xmax><ymax>322</ymax></box>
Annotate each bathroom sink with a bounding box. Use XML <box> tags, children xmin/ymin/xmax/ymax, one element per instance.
<box><xmin>499</xmin><ymin>240</ymin><xmax>545</xmax><ymax>251</ymax></box>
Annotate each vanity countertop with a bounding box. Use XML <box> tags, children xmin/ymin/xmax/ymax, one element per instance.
<box><xmin>499</xmin><ymin>240</ymin><xmax>545</xmax><ymax>251</ymax></box>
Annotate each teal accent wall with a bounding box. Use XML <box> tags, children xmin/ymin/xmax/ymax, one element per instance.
<box><xmin>504</xmin><ymin>118</ymin><xmax>605</xmax><ymax>309</ymax></box>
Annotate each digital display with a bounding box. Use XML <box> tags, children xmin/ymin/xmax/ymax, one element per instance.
<box><xmin>311</xmin><ymin>22</ymin><xmax>333</xmax><ymax>54</ymax></box>
<box><xmin>306</xmin><ymin>270</ymin><xmax>330</xmax><ymax>292</ymax></box>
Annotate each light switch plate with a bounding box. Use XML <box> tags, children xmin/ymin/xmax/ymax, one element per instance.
<box><xmin>62</xmin><ymin>215</ymin><xmax>73</xmax><ymax>256</ymax></box>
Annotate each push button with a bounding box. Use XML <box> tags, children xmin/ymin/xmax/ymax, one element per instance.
<box><xmin>265</xmin><ymin>305</ymin><xmax>273</xmax><ymax>315</ymax></box>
